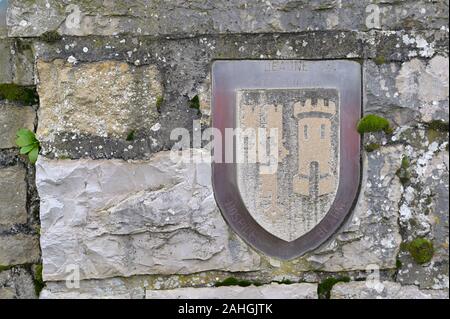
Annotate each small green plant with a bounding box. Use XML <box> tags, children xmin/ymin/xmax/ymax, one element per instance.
<box><xmin>427</xmin><ymin>120</ymin><xmax>449</xmax><ymax>132</ymax></box>
<box><xmin>126</xmin><ymin>130</ymin><xmax>136</xmax><ymax>141</ymax></box>
<box><xmin>214</xmin><ymin>277</ymin><xmax>262</xmax><ymax>287</ymax></box>
<box><xmin>357</xmin><ymin>114</ymin><xmax>392</xmax><ymax>134</ymax></box>
<box><xmin>396</xmin><ymin>155</ymin><xmax>411</xmax><ymax>185</ymax></box>
<box><xmin>373</xmin><ymin>56</ymin><xmax>387</xmax><ymax>65</ymax></box>
<box><xmin>273</xmin><ymin>278</ymin><xmax>294</xmax><ymax>285</ymax></box>
<box><xmin>404</xmin><ymin>238</ymin><xmax>434</xmax><ymax>264</ymax></box>
<box><xmin>189</xmin><ymin>95</ymin><xmax>201</xmax><ymax>115</ymax></box>
<box><xmin>33</xmin><ymin>264</ymin><xmax>45</xmax><ymax>296</ymax></box>
<box><xmin>318</xmin><ymin>276</ymin><xmax>350</xmax><ymax>299</ymax></box>
<box><xmin>365</xmin><ymin>143</ymin><xmax>380</xmax><ymax>152</ymax></box>
<box><xmin>0</xmin><ymin>84</ymin><xmax>38</xmax><ymax>105</ymax></box>
<box><xmin>15</xmin><ymin>128</ymin><xmax>40</xmax><ymax>164</ymax></box>
<box><xmin>156</xmin><ymin>96</ymin><xmax>164</xmax><ymax>113</ymax></box>
<box><xmin>0</xmin><ymin>265</ymin><xmax>12</xmax><ymax>272</ymax></box>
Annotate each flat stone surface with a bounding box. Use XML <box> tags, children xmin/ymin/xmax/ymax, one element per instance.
<box><xmin>6</xmin><ymin>0</ymin><xmax>448</xmax><ymax>37</ymax></box>
<box><xmin>0</xmin><ymin>102</ymin><xmax>35</xmax><ymax>149</ymax></box>
<box><xmin>145</xmin><ymin>283</ymin><xmax>318</xmax><ymax>299</ymax></box>
<box><xmin>0</xmin><ymin>267</ymin><xmax>37</xmax><ymax>299</ymax></box>
<box><xmin>331</xmin><ymin>281</ymin><xmax>449</xmax><ymax>299</ymax></box>
<box><xmin>36</xmin><ymin>59</ymin><xmax>162</xmax><ymax>143</ymax></box>
<box><xmin>0</xmin><ymin>234</ymin><xmax>40</xmax><ymax>266</ymax></box>
<box><xmin>365</xmin><ymin>55</ymin><xmax>449</xmax><ymax>125</ymax></box>
<box><xmin>36</xmin><ymin>150</ymin><xmax>261</xmax><ymax>281</ymax></box>
<box><xmin>306</xmin><ymin>145</ymin><xmax>403</xmax><ymax>271</ymax></box>
<box><xmin>0</xmin><ymin>165</ymin><xmax>28</xmax><ymax>226</ymax></box>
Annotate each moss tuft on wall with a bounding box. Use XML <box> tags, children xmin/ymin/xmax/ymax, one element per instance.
<box><xmin>318</xmin><ymin>276</ymin><xmax>350</xmax><ymax>299</ymax></box>
<box><xmin>357</xmin><ymin>114</ymin><xmax>392</xmax><ymax>134</ymax></box>
<box><xmin>404</xmin><ymin>238</ymin><xmax>434</xmax><ymax>264</ymax></box>
<box><xmin>0</xmin><ymin>84</ymin><xmax>38</xmax><ymax>105</ymax></box>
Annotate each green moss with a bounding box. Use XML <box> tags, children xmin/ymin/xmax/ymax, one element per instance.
<box><xmin>396</xmin><ymin>155</ymin><xmax>411</xmax><ymax>185</ymax></box>
<box><xmin>396</xmin><ymin>259</ymin><xmax>403</xmax><ymax>269</ymax></box>
<box><xmin>427</xmin><ymin>120</ymin><xmax>449</xmax><ymax>132</ymax></box>
<box><xmin>126</xmin><ymin>130</ymin><xmax>136</xmax><ymax>141</ymax></box>
<box><xmin>373</xmin><ymin>56</ymin><xmax>387</xmax><ymax>65</ymax></box>
<box><xmin>405</xmin><ymin>238</ymin><xmax>434</xmax><ymax>264</ymax></box>
<box><xmin>318</xmin><ymin>276</ymin><xmax>351</xmax><ymax>299</ymax></box>
<box><xmin>357</xmin><ymin>114</ymin><xmax>392</xmax><ymax>134</ymax></box>
<box><xmin>214</xmin><ymin>277</ymin><xmax>262</xmax><ymax>287</ymax></box>
<box><xmin>273</xmin><ymin>278</ymin><xmax>294</xmax><ymax>285</ymax></box>
<box><xmin>189</xmin><ymin>95</ymin><xmax>201</xmax><ymax>115</ymax></box>
<box><xmin>365</xmin><ymin>143</ymin><xmax>381</xmax><ymax>152</ymax></box>
<box><xmin>40</xmin><ymin>30</ymin><xmax>62</xmax><ymax>43</ymax></box>
<box><xmin>33</xmin><ymin>264</ymin><xmax>45</xmax><ymax>296</ymax></box>
<box><xmin>0</xmin><ymin>84</ymin><xmax>38</xmax><ymax>105</ymax></box>
<box><xmin>156</xmin><ymin>96</ymin><xmax>164</xmax><ymax>113</ymax></box>
<box><xmin>0</xmin><ymin>265</ymin><xmax>12</xmax><ymax>272</ymax></box>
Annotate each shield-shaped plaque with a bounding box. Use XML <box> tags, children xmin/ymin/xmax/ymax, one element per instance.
<box><xmin>211</xmin><ymin>60</ymin><xmax>361</xmax><ymax>259</ymax></box>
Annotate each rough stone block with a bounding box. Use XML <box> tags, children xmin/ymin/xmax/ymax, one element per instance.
<box><xmin>0</xmin><ymin>102</ymin><xmax>35</xmax><ymax>149</ymax></box>
<box><xmin>0</xmin><ymin>165</ymin><xmax>28</xmax><ymax>226</ymax></box>
<box><xmin>145</xmin><ymin>283</ymin><xmax>318</xmax><ymax>299</ymax></box>
<box><xmin>36</xmin><ymin>59</ymin><xmax>162</xmax><ymax>143</ymax></box>
<box><xmin>331</xmin><ymin>281</ymin><xmax>449</xmax><ymax>299</ymax></box>
<box><xmin>6</xmin><ymin>0</ymin><xmax>449</xmax><ymax>37</ymax></box>
<box><xmin>0</xmin><ymin>267</ymin><xmax>37</xmax><ymax>299</ymax></box>
<box><xmin>364</xmin><ymin>55</ymin><xmax>449</xmax><ymax>125</ymax></box>
<box><xmin>0</xmin><ymin>234</ymin><xmax>40</xmax><ymax>266</ymax></box>
<box><xmin>36</xmin><ymin>150</ymin><xmax>261</xmax><ymax>281</ymax></box>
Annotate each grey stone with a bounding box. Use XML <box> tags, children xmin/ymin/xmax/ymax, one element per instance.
<box><xmin>6</xmin><ymin>0</ymin><xmax>448</xmax><ymax>37</ymax></box>
<box><xmin>36</xmin><ymin>150</ymin><xmax>261</xmax><ymax>281</ymax></box>
<box><xmin>36</xmin><ymin>59</ymin><xmax>162</xmax><ymax>145</ymax></box>
<box><xmin>331</xmin><ymin>281</ymin><xmax>449</xmax><ymax>299</ymax></box>
<box><xmin>0</xmin><ymin>234</ymin><xmax>40</xmax><ymax>266</ymax></box>
<box><xmin>0</xmin><ymin>39</ymin><xmax>35</xmax><ymax>86</ymax></box>
<box><xmin>145</xmin><ymin>283</ymin><xmax>318</xmax><ymax>299</ymax></box>
<box><xmin>0</xmin><ymin>102</ymin><xmax>36</xmax><ymax>149</ymax></box>
<box><xmin>364</xmin><ymin>55</ymin><xmax>449</xmax><ymax>126</ymax></box>
<box><xmin>0</xmin><ymin>165</ymin><xmax>28</xmax><ymax>227</ymax></box>
<box><xmin>0</xmin><ymin>267</ymin><xmax>37</xmax><ymax>299</ymax></box>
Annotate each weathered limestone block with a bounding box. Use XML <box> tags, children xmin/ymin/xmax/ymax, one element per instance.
<box><xmin>36</xmin><ymin>59</ymin><xmax>162</xmax><ymax>143</ymax></box>
<box><xmin>0</xmin><ymin>267</ymin><xmax>37</xmax><ymax>299</ymax></box>
<box><xmin>364</xmin><ymin>55</ymin><xmax>449</xmax><ymax>125</ymax></box>
<box><xmin>0</xmin><ymin>102</ymin><xmax>35</xmax><ymax>149</ymax></box>
<box><xmin>145</xmin><ymin>283</ymin><xmax>318</xmax><ymax>299</ymax></box>
<box><xmin>396</xmin><ymin>140</ymin><xmax>449</xmax><ymax>289</ymax></box>
<box><xmin>0</xmin><ymin>234</ymin><xmax>40</xmax><ymax>266</ymax></box>
<box><xmin>331</xmin><ymin>281</ymin><xmax>449</xmax><ymax>299</ymax></box>
<box><xmin>36</xmin><ymin>150</ymin><xmax>261</xmax><ymax>281</ymax></box>
<box><xmin>6</xmin><ymin>0</ymin><xmax>449</xmax><ymax>37</ymax></box>
<box><xmin>306</xmin><ymin>145</ymin><xmax>403</xmax><ymax>271</ymax></box>
<box><xmin>0</xmin><ymin>165</ymin><xmax>28</xmax><ymax>226</ymax></box>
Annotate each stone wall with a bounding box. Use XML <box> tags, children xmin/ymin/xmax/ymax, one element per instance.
<box><xmin>0</xmin><ymin>0</ymin><xmax>448</xmax><ymax>299</ymax></box>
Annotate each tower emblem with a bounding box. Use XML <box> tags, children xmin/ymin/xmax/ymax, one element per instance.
<box><xmin>212</xmin><ymin>60</ymin><xmax>361</xmax><ymax>259</ymax></box>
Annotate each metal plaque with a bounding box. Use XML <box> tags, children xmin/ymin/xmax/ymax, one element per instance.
<box><xmin>211</xmin><ymin>60</ymin><xmax>361</xmax><ymax>260</ymax></box>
